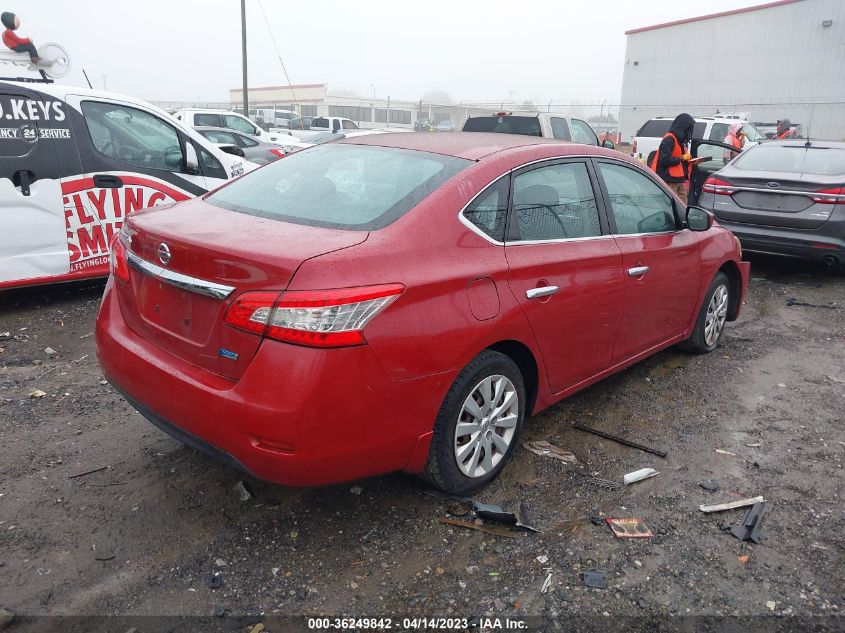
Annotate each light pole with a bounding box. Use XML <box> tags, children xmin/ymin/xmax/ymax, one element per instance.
<box><xmin>241</xmin><ymin>0</ymin><xmax>249</xmax><ymax>115</ymax></box>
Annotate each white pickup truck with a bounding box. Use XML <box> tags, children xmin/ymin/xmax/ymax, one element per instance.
<box><xmin>463</xmin><ymin>111</ymin><xmax>614</xmax><ymax>148</ymax></box>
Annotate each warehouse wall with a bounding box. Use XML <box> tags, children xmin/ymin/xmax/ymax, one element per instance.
<box><xmin>619</xmin><ymin>0</ymin><xmax>845</xmax><ymax>142</ymax></box>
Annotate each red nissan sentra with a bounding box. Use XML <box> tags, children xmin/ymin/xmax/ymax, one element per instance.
<box><xmin>96</xmin><ymin>133</ymin><xmax>749</xmax><ymax>494</ymax></box>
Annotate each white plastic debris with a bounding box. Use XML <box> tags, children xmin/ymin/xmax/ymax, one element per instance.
<box><xmin>623</xmin><ymin>468</ymin><xmax>659</xmax><ymax>485</ymax></box>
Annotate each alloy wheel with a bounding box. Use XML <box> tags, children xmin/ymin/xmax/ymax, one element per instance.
<box><xmin>704</xmin><ymin>284</ymin><xmax>729</xmax><ymax>347</ymax></box>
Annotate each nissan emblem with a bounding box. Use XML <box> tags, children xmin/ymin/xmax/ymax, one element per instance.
<box><xmin>157</xmin><ymin>243</ymin><xmax>171</xmax><ymax>266</ymax></box>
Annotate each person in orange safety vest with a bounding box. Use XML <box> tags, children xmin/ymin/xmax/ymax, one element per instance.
<box><xmin>722</xmin><ymin>123</ymin><xmax>746</xmax><ymax>163</ymax></box>
<box><xmin>649</xmin><ymin>113</ymin><xmax>695</xmax><ymax>205</ymax></box>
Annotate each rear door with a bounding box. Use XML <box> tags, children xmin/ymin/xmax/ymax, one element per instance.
<box><xmin>503</xmin><ymin>158</ymin><xmax>625</xmax><ymax>393</ymax></box>
<box><xmin>63</xmin><ymin>95</ymin><xmax>212</xmax><ymax>276</ymax></box>
<box><xmin>593</xmin><ymin>159</ymin><xmax>701</xmax><ymax>362</ymax></box>
<box><xmin>0</xmin><ymin>88</ymin><xmax>78</xmax><ymax>285</ymax></box>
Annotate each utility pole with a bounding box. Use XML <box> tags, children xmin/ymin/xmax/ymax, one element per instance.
<box><xmin>241</xmin><ymin>0</ymin><xmax>249</xmax><ymax>115</ymax></box>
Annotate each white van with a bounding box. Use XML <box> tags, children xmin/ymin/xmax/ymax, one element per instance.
<box><xmin>0</xmin><ymin>81</ymin><xmax>255</xmax><ymax>290</ymax></box>
<box><xmin>173</xmin><ymin>108</ymin><xmax>289</xmax><ymax>143</ymax></box>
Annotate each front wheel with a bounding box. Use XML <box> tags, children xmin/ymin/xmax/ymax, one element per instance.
<box><xmin>679</xmin><ymin>271</ymin><xmax>730</xmax><ymax>354</ymax></box>
<box><xmin>423</xmin><ymin>350</ymin><xmax>526</xmax><ymax>495</ymax></box>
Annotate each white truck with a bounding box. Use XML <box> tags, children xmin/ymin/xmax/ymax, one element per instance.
<box><xmin>462</xmin><ymin>111</ymin><xmax>614</xmax><ymax>148</ymax></box>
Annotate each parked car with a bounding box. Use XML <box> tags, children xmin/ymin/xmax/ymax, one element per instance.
<box><xmin>173</xmin><ymin>108</ymin><xmax>286</xmax><ymax>143</ymax></box>
<box><xmin>414</xmin><ymin>118</ymin><xmax>432</xmax><ymax>132</ymax></box>
<box><xmin>311</xmin><ymin>116</ymin><xmax>359</xmax><ymax>133</ymax></box>
<box><xmin>632</xmin><ymin>116</ymin><xmax>764</xmax><ymax>162</ymax></box>
<box><xmin>436</xmin><ymin>120</ymin><xmax>457</xmax><ymax>132</ymax></box>
<box><xmin>195</xmin><ymin>126</ymin><xmax>288</xmax><ymax>164</ymax></box>
<box><xmin>270</xmin><ymin>109</ymin><xmax>298</xmax><ymax>129</ymax></box>
<box><xmin>96</xmin><ymin>133</ymin><xmax>749</xmax><ymax>494</ymax></box>
<box><xmin>463</xmin><ymin>112</ymin><xmax>614</xmax><ymax>149</ymax></box>
<box><xmin>698</xmin><ymin>139</ymin><xmax>845</xmax><ymax>267</ymax></box>
<box><xmin>0</xmin><ymin>81</ymin><xmax>255</xmax><ymax>291</ymax></box>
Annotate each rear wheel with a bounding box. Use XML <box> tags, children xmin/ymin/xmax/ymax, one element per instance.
<box><xmin>679</xmin><ymin>271</ymin><xmax>730</xmax><ymax>354</ymax></box>
<box><xmin>423</xmin><ymin>350</ymin><xmax>526</xmax><ymax>495</ymax></box>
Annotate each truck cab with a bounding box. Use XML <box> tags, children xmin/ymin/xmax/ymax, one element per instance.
<box><xmin>462</xmin><ymin>111</ymin><xmax>613</xmax><ymax>148</ymax></box>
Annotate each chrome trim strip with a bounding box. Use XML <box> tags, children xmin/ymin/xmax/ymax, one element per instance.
<box><xmin>126</xmin><ymin>251</ymin><xmax>235</xmax><ymax>300</ymax></box>
<box><xmin>711</xmin><ymin>185</ymin><xmax>845</xmax><ymax>199</ymax></box>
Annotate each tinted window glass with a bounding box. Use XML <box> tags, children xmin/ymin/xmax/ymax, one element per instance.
<box><xmin>598</xmin><ymin>162</ymin><xmax>676</xmax><ymax>234</ymax></box>
<box><xmin>223</xmin><ymin>114</ymin><xmax>256</xmax><ymax>134</ymax></box>
<box><xmin>571</xmin><ymin>119</ymin><xmax>598</xmax><ymax>145</ymax></box>
<box><xmin>733</xmin><ymin>145</ymin><xmax>845</xmax><ymax>175</ymax></box>
<box><xmin>201</xmin><ymin>129</ymin><xmax>237</xmax><ymax>144</ymax></box>
<box><xmin>194</xmin><ymin>113</ymin><xmax>221</xmax><ymax>127</ymax></box>
<box><xmin>463</xmin><ymin>177</ymin><xmax>509</xmax><ymax>242</ymax></box>
<box><xmin>198</xmin><ymin>145</ymin><xmax>226</xmax><ymax>179</ymax></box>
<box><xmin>207</xmin><ymin>144</ymin><xmax>470</xmax><ymax>230</ymax></box>
<box><xmin>511</xmin><ymin>162</ymin><xmax>601</xmax><ymax>241</ymax></box>
<box><xmin>238</xmin><ymin>134</ymin><xmax>259</xmax><ymax>147</ymax></box>
<box><xmin>550</xmin><ymin>117</ymin><xmax>571</xmax><ymax>140</ymax></box>
<box><xmin>311</xmin><ymin>117</ymin><xmax>330</xmax><ymax>129</ymax></box>
<box><xmin>82</xmin><ymin>101</ymin><xmax>183</xmax><ymax>172</ymax></box>
<box><xmin>463</xmin><ymin>116</ymin><xmax>542</xmax><ymax>137</ymax></box>
<box><xmin>709</xmin><ymin>123</ymin><xmax>730</xmax><ymax>141</ymax></box>
<box><xmin>342</xmin><ymin>120</ymin><xmax>358</xmax><ymax>129</ymax></box>
<box><xmin>0</xmin><ymin>94</ymin><xmax>40</xmax><ymax>158</ymax></box>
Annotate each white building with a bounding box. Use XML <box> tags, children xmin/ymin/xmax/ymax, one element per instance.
<box><xmin>618</xmin><ymin>0</ymin><xmax>845</xmax><ymax>142</ymax></box>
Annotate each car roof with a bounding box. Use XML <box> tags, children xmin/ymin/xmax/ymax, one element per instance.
<box><xmin>761</xmin><ymin>139</ymin><xmax>845</xmax><ymax>149</ymax></box>
<box><xmin>338</xmin><ymin>131</ymin><xmax>596</xmax><ymax>161</ymax></box>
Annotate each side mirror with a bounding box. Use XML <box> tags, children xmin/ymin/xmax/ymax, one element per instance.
<box><xmin>686</xmin><ymin>206</ymin><xmax>714</xmax><ymax>231</ymax></box>
<box><xmin>184</xmin><ymin>143</ymin><xmax>200</xmax><ymax>174</ymax></box>
<box><xmin>601</xmin><ymin>139</ymin><xmax>616</xmax><ymax>150</ymax></box>
<box><xmin>332</xmin><ymin>121</ymin><xmax>341</xmax><ymax>133</ymax></box>
<box><xmin>219</xmin><ymin>144</ymin><xmax>245</xmax><ymax>158</ymax></box>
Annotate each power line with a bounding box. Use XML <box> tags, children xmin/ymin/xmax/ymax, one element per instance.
<box><xmin>257</xmin><ymin>0</ymin><xmax>301</xmax><ymax>119</ymax></box>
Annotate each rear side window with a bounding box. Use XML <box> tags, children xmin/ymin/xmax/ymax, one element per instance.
<box><xmin>206</xmin><ymin>144</ymin><xmax>470</xmax><ymax>230</ymax></box>
<box><xmin>462</xmin><ymin>176</ymin><xmax>509</xmax><ymax>242</ymax></box>
<box><xmin>709</xmin><ymin>123</ymin><xmax>730</xmax><ymax>142</ymax></box>
<box><xmin>312</xmin><ymin>117</ymin><xmax>329</xmax><ymax>129</ymax></box>
<box><xmin>195</xmin><ymin>113</ymin><xmax>221</xmax><ymax>127</ymax></box>
<box><xmin>550</xmin><ymin>117</ymin><xmax>571</xmax><ymax>140</ymax></box>
<box><xmin>342</xmin><ymin>120</ymin><xmax>358</xmax><ymax>130</ymax></box>
<box><xmin>238</xmin><ymin>134</ymin><xmax>259</xmax><ymax>148</ymax></box>
<box><xmin>597</xmin><ymin>162</ymin><xmax>676</xmax><ymax>234</ymax></box>
<box><xmin>223</xmin><ymin>114</ymin><xmax>256</xmax><ymax>135</ymax></box>
<box><xmin>201</xmin><ymin>129</ymin><xmax>238</xmax><ymax>144</ymax></box>
<box><xmin>733</xmin><ymin>145</ymin><xmax>845</xmax><ymax>176</ymax></box>
<box><xmin>463</xmin><ymin>116</ymin><xmax>542</xmax><ymax>137</ymax></box>
<box><xmin>511</xmin><ymin>162</ymin><xmax>601</xmax><ymax>241</ymax></box>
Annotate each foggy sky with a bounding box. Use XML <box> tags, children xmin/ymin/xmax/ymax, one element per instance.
<box><xmin>18</xmin><ymin>0</ymin><xmax>756</xmax><ymax>104</ymax></box>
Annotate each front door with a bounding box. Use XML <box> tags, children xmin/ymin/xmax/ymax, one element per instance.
<box><xmin>0</xmin><ymin>90</ymin><xmax>69</xmax><ymax>284</ymax></box>
<box><xmin>504</xmin><ymin>159</ymin><xmax>625</xmax><ymax>393</ymax></box>
<box><xmin>593</xmin><ymin>159</ymin><xmax>702</xmax><ymax>363</ymax></box>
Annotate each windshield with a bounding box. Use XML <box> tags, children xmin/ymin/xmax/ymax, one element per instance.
<box><xmin>463</xmin><ymin>116</ymin><xmax>542</xmax><ymax>136</ymax></box>
<box><xmin>733</xmin><ymin>145</ymin><xmax>845</xmax><ymax>176</ymax></box>
<box><xmin>206</xmin><ymin>144</ymin><xmax>470</xmax><ymax>230</ymax></box>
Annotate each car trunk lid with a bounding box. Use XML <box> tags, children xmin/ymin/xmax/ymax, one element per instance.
<box><xmin>116</xmin><ymin>198</ymin><xmax>368</xmax><ymax>379</ymax></box>
<box><xmin>709</xmin><ymin>170</ymin><xmax>843</xmax><ymax>229</ymax></box>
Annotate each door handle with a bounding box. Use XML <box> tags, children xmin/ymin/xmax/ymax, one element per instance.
<box><xmin>526</xmin><ymin>286</ymin><xmax>559</xmax><ymax>300</ymax></box>
<box><xmin>93</xmin><ymin>174</ymin><xmax>124</xmax><ymax>189</ymax></box>
<box><xmin>12</xmin><ymin>170</ymin><xmax>34</xmax><ymax>196</ymax></box>
<box><xmin>628</xmin><ymin>266</ymin><xmax>650</xmax><ymax>277</ymax></box>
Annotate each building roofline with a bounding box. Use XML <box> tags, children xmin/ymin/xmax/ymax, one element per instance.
<box><xmin>230</xmin><ymin>83</ymin><xmax>327</xmax><ymax>92</ymax></box>
<box><xmin>625</xmin><ymin>0</ymin><xmax>803</xmax><ymax>35</ymax></box>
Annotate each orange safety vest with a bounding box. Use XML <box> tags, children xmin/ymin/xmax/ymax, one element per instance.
<box><xmin>777</xmin><ymin>129</ymin><xmax>793</xmax><ymax>139</ymax></box>
<box><xmin>648</xmin><ymin>132</ymin><xmax>685</xmax><ymax>178</ymax></box>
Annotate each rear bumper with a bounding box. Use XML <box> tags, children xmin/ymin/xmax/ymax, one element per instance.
<box><xmin>715</xmin><ymin>220</ymin><xmax>845</xmax><ymax>262</ymax></box>
<box><xmin>95</xmin><ymin>280</ymin><xmax>452</xmax><ymax>486</ymax></box>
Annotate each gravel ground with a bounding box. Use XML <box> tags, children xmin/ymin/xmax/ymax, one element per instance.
<box><xmin>0</xmin><ymin>254</ymin><xmax>842</xmax><ymax>632</ymax></box>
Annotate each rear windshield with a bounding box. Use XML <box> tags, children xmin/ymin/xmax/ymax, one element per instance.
<box><xmin>206</xmin><ymin>144</ymin><xmax>470</xmax><ymax>230</ymax></box>
<box><xmin>636</xmin><ymin>120</ymin><xmax>706</xmax><ymax>139</ymax></box>
<box><xmin>463</xmin><ymin>116</ymin><xmax>542</xmax><ymax>137</ymax></box>
<box><xmin>733</xmin><ymin>145</ymin><xmax>845</xmax><ymax>176</ymax></box>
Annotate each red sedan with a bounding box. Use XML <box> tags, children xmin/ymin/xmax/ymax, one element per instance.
<box><xmin>96</xmin><ymin>133</ymin><xmax>749</xmax><ymax>494</ymax></box>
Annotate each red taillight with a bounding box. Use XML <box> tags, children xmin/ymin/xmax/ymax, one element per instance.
<box><xmin>269</xmin><ymin>148</ymin><xmax>286</xmax><ymax>159</ymax></box>
<box><xmin>110</xmin><ymin>235</ymin><xmax>130</xmax><ymax>284</ymax></box>
<box><xmin>810</xmin><ymin>186</ymin><xmax>844</xmax><ymax>204</ymax></box>
<box><xmin>702</xmin><ymin>176</ymin><xmax>736</xmax><ymax>196</ymax></box>
<box><xmin>224</xmin><ymin>284</ymin><xmax>404</xmax><ymax>348</ymax></box>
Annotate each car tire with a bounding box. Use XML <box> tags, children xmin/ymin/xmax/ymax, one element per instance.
<box><xmin>678</xmin><ymin>271</ymin><xmax>730</xmax><ymax>354</ymax></box>
<box><xmin>422</xmin><ymin>350</ymin><xmax>526</xmax><ymax>495</ymax></box>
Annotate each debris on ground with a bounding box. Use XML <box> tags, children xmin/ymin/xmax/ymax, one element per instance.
<box><xmin>67</xmin><ymin>466</ymin><xmax>107</xmax><ymax>479</ymax></box>
<box><xmin>205</xmin><ymin>573</ymin><xmax>223</xmax><ymax>589</ymax></box>
<box><xmin>766</xmin><ymin>601</ymin><xmax>776</xmax><ymax>611</ymax></box>
<box><xmin>590</xmin><ymin>515</ymin><xmax>606</xmax><ymax>526</ymax></box>
<box><xmin>606</xmin><ymin>517</ymin><xmax>653</xmax><ymax>538</ymax></box>
<box><xmin>582</xmin><ymin>570</ymin><xmax>607</xmax><ymax>589</ymax></box>
<box><xmin>729</xmin><ymin>501</ymin><xmax>768</xmax><ymax>543</ymax></box>
<box><xmin>541</xmin><ymin>572</ymin><xmax>553</xmax><ymax>593</ymax></box>
<box><xmin>825</xmin><ymin>375</ymin><xmax>845</xmax><ymax>384</ymax></box>
<box><xmin>438</xmin><ymin>517</ymin><xmax>519</xmax><ymax>538</ymax></box>
<box><xmin>44</xmin><ymin>347</ymin><xmax>57</xmax><ymax>356</ymax></box>
<box><xmin>699</xmin><ymin>480</ymin><xmax>720</xmax><ymax>492</ymax></box>
<box><xmin>523</xmin><ymin>440</ymin><xmax>578</xmax><ymax>464</ymax></box>
<box><xmin>0</xmin><ymin>332</ymin><xmax>11</xmax><ymax>341</ymax></box>
<box><xmin>623</xmin><ymin>468</ymin><xmax>659</xmax><ymax>485</ymax></box>
<box><xmin>746</xmin><ymin>443</ymin><xmax>761</xmax><ymax>448</ymax></box>
<box><xmin>233</xmin><ymin>481</ymin><xmax>252</xmax><ymax>502</ymax></box>
<box><xmin>786</xmin><ymin>297</ymin><xmax>841</xmax><ymax>310</ymax></box>
<box><xmin>574</xmin><ymin>472</ymin><xmax>623</xmax><ymax>491</ymax></box>
<box><xmin>738</xmin><ymin>555</ymin><xmax>749</xmax><ymax>564</ymax></box>
<box><xmin>573</xmin><ymin>422</ymin><xmax>667</xmax><ymax>458</ymax></box>
<box><xmin>699</xmin><ymin>496</ymin><xmax>765</xmax><ymax>513</ymax></box>
<box><xmin>0</xmin><ymin>608</ymin><xmax>14</xmax><ymax>631</ymax></box>
<box><xmin>715</xmin><ymin>449</ymin><xmax>736</xmax><ymax>456</ymax></box>
<box><xmin>349</xmin><ymin>486</ymin><xmax>363</xmax><ymax>495</ymax></box>
<box><xmin>471</xmin><ymin>500</ymin><xmax>539</xmax><ymax>532</ymax></box>
<box><xmin>29</xmin><ymin>389</ymin><xmax>47</xmax><ymax>399</ymax></box>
